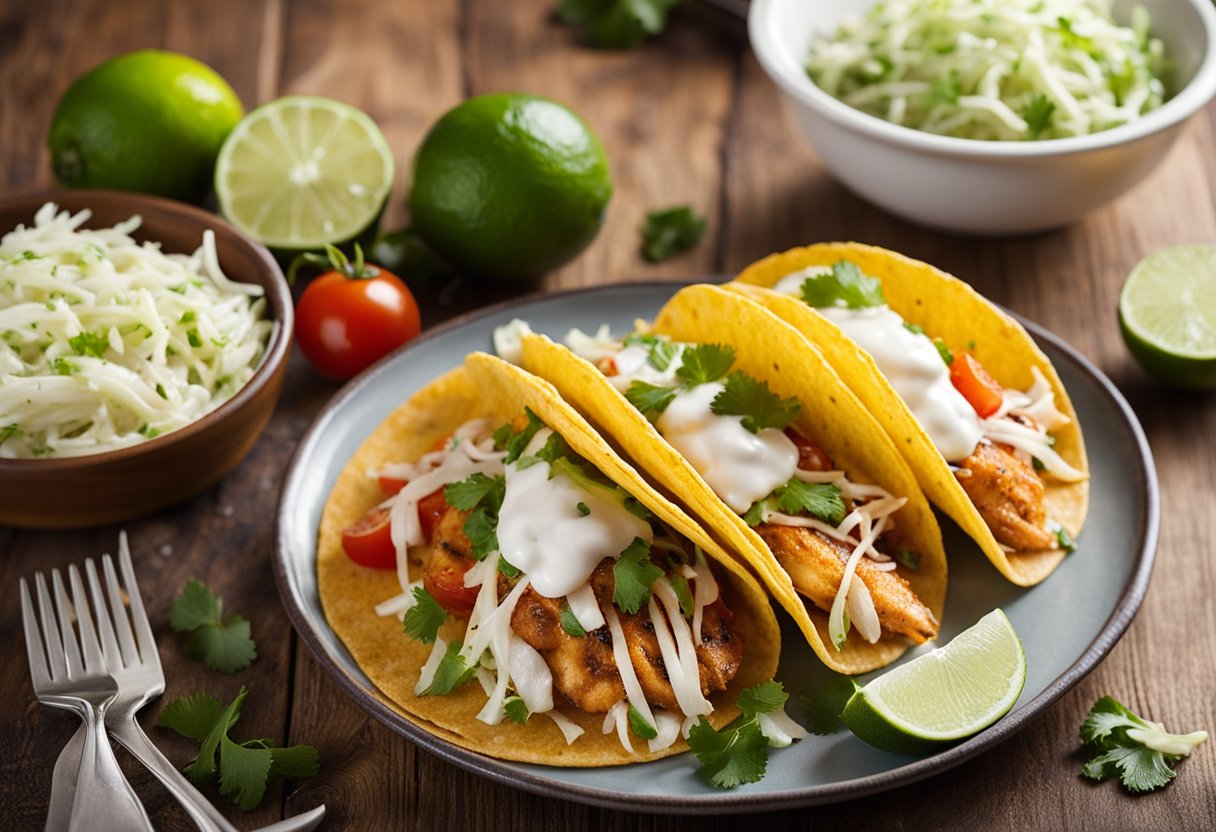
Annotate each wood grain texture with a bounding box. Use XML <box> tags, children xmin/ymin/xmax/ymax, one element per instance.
<box><xmin>2</xmin><ymin>0</ymin><xmax>1215</xmax><ymax>829</ymax></box>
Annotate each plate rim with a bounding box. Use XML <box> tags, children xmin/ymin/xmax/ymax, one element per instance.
<box><xmin>272</xmin><ymin>280</ymin><xmax>1159</xmax><ymax>814</ymax></box>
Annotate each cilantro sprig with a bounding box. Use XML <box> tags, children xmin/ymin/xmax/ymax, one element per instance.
<box><xmin>557</xmin><ymin>0</ymin><xmax>682</xmax><ymax>50</ymax></box>
<box><xmin>710</xmin><ymin>372</ymin><xmax>801</xmax><ymax>434</ymax></box>
<box><xmin>444</xmin><ymin>472</ymin><xmax>507</xmax><ymax>560</ymax></box>
<box><xmin>403</xmin><ymin>586</ymin><xmax>448</xmax><ymax>643</ymax></box>
<box><xmin>421</xmin><ymin>641</ymin><xmax>479</xmax><ymax>696</ymax></box>
<box><xmin>613</xmin><ymin>537</ymin><xmax>663</xmax><ymax>614</ymax></box>
<box><xmin>624</xmin><ymin>342</ymin><xmax>735</xmax><ymax>418</ymax></box>
<box><xmin>1081</xmin><ymin>696</ymin><xmax>1208</xmax><ymax>793</ymax></box>
<box><xmin>169</xmin><ymin>581</ymin><xmax>257</xmax><ymax>674</ymax></box>
<box><xmin>640</xmin><ymin>205</ymin><xmax>707</xmax><ymax>262</ymax></box>
<box><xmin>743</xmin><ymin>478</ymin><xmax>846</xmax><ymax>527</ymax></box>
<box><xmin>158</xmin><ymin>688</ymin><xmax>318</xmax><ymax>810</ymax></box>
<box><xmin>686</xmin><ymin>681</ymin><xmax>800</xmax><ymax>789</ymax></box>
<box><xmin>799</xmin><ymin>261</ymin><xmax>885</xmax><ymax>309</ymax></box>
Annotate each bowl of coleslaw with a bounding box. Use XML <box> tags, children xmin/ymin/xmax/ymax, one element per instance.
<box><xmin>0</xmin><ymin>190</ymin><xmax>292</xmax><ymax>528</ymax></box>
<box><xmin>749</xmin><ymin>0</ymin><xmax>1216</xmax><ymax>234</ymax></box>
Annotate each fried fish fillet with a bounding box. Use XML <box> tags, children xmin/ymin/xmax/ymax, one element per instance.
<box><xmin>955</xmin><ymin>441</ymin><xmax>1056</xmax><ymax>552</ymax></box>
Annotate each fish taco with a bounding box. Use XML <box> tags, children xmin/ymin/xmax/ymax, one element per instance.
<box><xmin>510</xmin><ymin>284</ymin><xmax>947</xmax><ymax>675</ymax></box>
<box><xmin>731</xmin><ymin>243</ymin><xmax>1089</xmax><ymax>587</ymax></box>
<box><xmin>317</xmin><ymin>352</ymin><xmax>784</xmax><ymax>766</ymax></box>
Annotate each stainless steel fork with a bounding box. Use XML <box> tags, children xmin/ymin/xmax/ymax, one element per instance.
<box><xmin>21</xmin><ymin>565</ymin><xmax>155</xmax><ymax>832</ymax></box>
<box><xmin>47</xmin><ymin>535</ymin><xmax>325</xmax><ymax>832</ymax></box>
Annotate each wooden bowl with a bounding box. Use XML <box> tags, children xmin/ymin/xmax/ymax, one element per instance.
<box><xmin>0</xmin><ymin>190</ymin><xmax>293</xmax><ymax>528</ymax></box>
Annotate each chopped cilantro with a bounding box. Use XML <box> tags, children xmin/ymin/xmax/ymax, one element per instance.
<box><xmin>68</xmin><ymin>332</ymin><xmax>109</xmax><ymax>358</ymax></box>
<box><xmin>403</xmin><ymin>586</ymin><xmax>447</xmax><ymax>643</ymax></box>
<box><xmin>676</xmin><ymin>343</ymin><xmax>735</xmax><ymax>386</ymax></box>
<box><xmin>799</xmin><ymin>260</ymin><xmax>885</xmax><ymax>309</ymax></box>
<box><xmin>967</xmin><ymin>339</ymin><xmax>976</xmax><ymax>350</ymax></box>
<box><xmin>742</xmin><ymin>499</ymin><xmax>767</xmax><ymax>527</ymax></box>
<box><xmin>534</xmin><ymin>431</ymin><xmax>572</xmax><ymax>465</ymax></box>
<box><xmin>896</xmin><ymin>549</ymin><xmax>921</xmax><ymax>571</ymax></box>
<box><xmin>138</xmin><ymin>423</ymin><xmax>161</xmax><ymax>439</ymax></box>
<box><xmin>560</xmin><ymin>604</ymin><xmax>587</xmax><ymax>637</ymax></box>
<box><xmin>1080</xmin><ymin>696</ymin><xmax>1208</xmax><ymax>793</ymax></box>
<box><xmin>576</xmin><ymin>501</ymin><xmax>591</xmax><ymax>517</ymax></box>
<box><xmin>686</xmin><ymin>681</ymin><xmax>796</xmax><ymax>789</ymax></box>
<box><xmin>504</xmin><ymin>696</ymin><xmax>530</xmax><ymax>724</ymax></box>
<box><xmin>187</xmin><ymin>328</ymin><xmax>203</xmax><ymax>348</ymax></box>
<box><xmin>179</xmin><ymin>310</ymin><xmax>197</xmax><ymax>324</ymax></box>
<box><xmin>640</xmin><ymin>205</ymin><xmax>708</xmax><ymax>262</ymax></box>
<box><xmin>1023</xmin><ymin>93</ymin><xmax>1056</xmax><ymax>139</ymax></box>
<box><xmin>168</xmin><ymin>580</ymin><xmax>257</xmax><ymax>674</ymax></box>
<box><xmin>498</xmin><ymin>557</ymin><xmax>521</xmax><ymax>579</ymax></box>
<box><xmin>1053</xmin><ymin>523</ymin><xmax>1077</xmax><ymax>554</ymax></box>
<box><xmin>622</xmin><ymin>495</ymin><xmax>656</xmax><ymax>522</ymax></box>
<box><xmin>628</xmin><ymin>703</ymin><xmax>658</xmax><ymax>739</ymax></box>
<box><xmin>503</xmin><ymin>408</ymin><xmax>543</xmax><ymax>463</ymax></box>
<box><xmin>158</xmin><ymin>687</ymin><xmax>318</xmax><ymax>811</ymax></box>
<box><xmin>669</xmin><ymin>573</ymin><xmax>694</xmax><ymax>618</ymax></box>
<box><xmin>902</xmin><ymin>322</ymin><xmax>925</xmax><ymax>336</ymax></box>
<box><xmin>463</xmin><ymin>508</ymin><xmax>499</xmax><ymax>560</ymax></box>
<box><xmin>710</xmin><ymin>371</ymin><xmax>801</xmax><ymax>434</ymax></box>
<box><xmin>933</xmin><ymin>339</ymin><xmax>954</xmax><ymax>366</ymax></box>
<box><xmin>155</xmin><ymin>383</ymin><xmax>168</xmax><ymax>400</ymax></box>
<box><xmin>928</xmin><ymin>70</ymin><xmax>961</xmax><ymax>105</ymax></box>
<box><xmin>0</xmin><ymin>423</ymin><xmax>20</xmax><ymax>444</ymax></box>
<box><xmin>420</xmin><ymin>641</ymin><xmax>479</xmax><ymax>695</ymax></box>
<box><xmin>772</xmin><ymin>478</ymin><xmax>845</xmax><ymax>525</ymax></box>
<box><xmin>625</xmin><ymin>380</ymin><xmax>677</xmax><ymax>416</ymax></box>
<box><xmin>613</xmin><ymin>537</ymin><xmax>663</xmax><ymax>614</ymax></box>
<box><xmin>51</xmin><ymin>357</ymin><xmax>79</xmax><ymax>375</ymax></box>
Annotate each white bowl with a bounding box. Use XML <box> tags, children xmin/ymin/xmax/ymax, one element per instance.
<box><xmin>749</xmin><ymin>0</ymin><xmax>1216</xmax><ymax>234</ymax></box>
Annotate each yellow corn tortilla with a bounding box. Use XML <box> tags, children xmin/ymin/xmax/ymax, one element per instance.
<box><xmin>520</xmin><ymin>285</ymin><xmax>947</xmax><ymax>675</ymax></box>
<box><xmin>318</xmin><ymin>353</ymin><xmax>781</xmax><ymax>767</ymax></box>
<box><xmin>732</xmin><ymin>242</ymin><xmax>1089</xmax><ymax>587</ymax></box>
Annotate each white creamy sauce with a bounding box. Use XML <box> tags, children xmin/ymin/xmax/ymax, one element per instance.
<box><xmin>774</xmin><ymin>273</ymin><xmax>982</xmax><ymax>462</ymax></box>
<box><xmin>496</xmin><ymin>451</ymin><xmax>653</xmax><ymax>598</ymax></box>
<box><xmin>655</xmin><ymin>383</ymin><xmax>798</xmax><ymax>513</ymax></box>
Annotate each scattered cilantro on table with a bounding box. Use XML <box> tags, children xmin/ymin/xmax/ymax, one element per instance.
<box><xmin>158</xmin><ymin>688</ymin><xmax>318</xmax><ymax>811</ymax></box>
<box><xmin>169</xmin><ymin>580</ymin><xmax>256</xmax><ymax>674</ymax></box>
<box><xmin>1080</xmin><ymin>696</ymin><xmax>1207</xmax><ymax>793</ymax></box>
<box><xmin>557</xmin><ymin>0</ymin><xmax>684</xmax><ymax>51</ymax></box>
<box><xmin>640</xmin><ymin>204</ymin><xmax>707</xmax><ymax>262</ymax></box>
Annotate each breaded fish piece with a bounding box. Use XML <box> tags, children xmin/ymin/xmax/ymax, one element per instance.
<box><xmin>955</xmin><ymin>441</ymin><xmax>1056</xmax><ymax>552</ymax></box>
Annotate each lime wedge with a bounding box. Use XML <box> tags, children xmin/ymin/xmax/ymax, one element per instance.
<box><xmin>215</xmin><ymin>96</ymin><xmax>394</xmax><ymax>250</ymax></box>
<box><xmin>842</xmin><ymin>609</ymin><xmax>1026</xmax><ymax>755</ymax></box>
<box><xmin>1118</xmin><ymin>244</ymin><xmax>1216</xmax><ymax>390</ymax></box>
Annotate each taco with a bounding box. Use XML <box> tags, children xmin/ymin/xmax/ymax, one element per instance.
<box><xmin>513</xmin><ymin>284</ymin><xmax>947</xmax><ymax>675</ymax></box>
<box><xmin>317</xmin><ymin>351</ymin><xmax>784</xmax><ymax>766</ymax></box>
<box><xmin>730</xmin><ymin>243</ymin><xmax>1089</xmax><ymax>587</ymax></box>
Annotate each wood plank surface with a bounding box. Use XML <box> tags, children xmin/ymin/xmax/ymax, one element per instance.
<box><xmin>2</xmin><ymin>1</ymin><xmax>1214</xmax><ymax>830</ymax></box>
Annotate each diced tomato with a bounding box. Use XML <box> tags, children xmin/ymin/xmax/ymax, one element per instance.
<box><xmin>341</xmin><ymin>507</ymin><xmax>396</xmax><ymax>569</ymax></box>
<box><xmin>416</xmin><ymin>488</ymin><xmax>448</xmax><ymax>542</ymax></box>
<box><xmin>596</xmin><ymin>355</ymin><xmax>618</xmax><ymax>376</ymax></box>
<box><xmin>784</xmin><ymin>427</ymin><xmax>835</xmax><ymax>472</ymax></box>
<box><xmin>950</xmin><ymin>354</ymin><xmax>1004</xmax><ymax>418</ymax></box>
<box><xmin>424</xmin><ymin>557</ymin><xmax>479</xmax><ymax>619</ymax></box>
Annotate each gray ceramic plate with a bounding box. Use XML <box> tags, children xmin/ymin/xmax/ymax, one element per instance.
<box><xmin>273</xmin><ymin>282</ymin><xmax>1158</xmax><ymax>814</ymax></box>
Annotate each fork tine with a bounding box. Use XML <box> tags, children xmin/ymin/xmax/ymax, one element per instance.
<box><xmin>35</xmin><ymin>573</ymin><xmax>67</xmax><ymax>683</ymax></box>
<box><xmin>118</xmin><ymin>534</ymin><xmax>161</xmax><ymax>674</ymax></box>
<box><xmin>50</xmin><ymin>569</ymin><xmax>81</xmax><ymax>678</ymax></box>
<box><xmin>85</xmin><ymin>558</ymin><xmax>124</xmax><ymax>675</ymax></box>
<box><xmin>20</xmin><ymin>578</ymin><xmax>51</xmax><ymax>688</ymax></box>
<box><xmin>102</xmin><ymin>553</ymin><xmax>139</xmax><ymax>667</ymax></box>
<box><xmin>68</xmin><ymin>563</ymin><xmax>104</xmax><ymax>677</ymax></box>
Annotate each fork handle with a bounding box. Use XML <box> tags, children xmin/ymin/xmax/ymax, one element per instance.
<box><xmin>109</xmin><ymin>718</ymin><xmax>236</xmax><ymax>832</ymax></box>
<box><xmin>70</xmin><ymin>706</ymin><xmax>153</xmax><ymax>832</ymax></box>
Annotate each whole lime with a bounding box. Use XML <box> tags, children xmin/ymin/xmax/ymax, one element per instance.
<box><xmin>409</xmin><ymin>93</ymin><xmax>613</xmax><ymax>282</ymax></box>
<box><xmin>48</xmin><ymin>50</ymin><xmax>244</xmax><ymax>203</ymax></box>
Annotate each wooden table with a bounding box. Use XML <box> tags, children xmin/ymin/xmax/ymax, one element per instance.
<box><xmin>3</xmin><ymin>1</ymin><xmax>1214</xmax><ymax>829</ymax></box>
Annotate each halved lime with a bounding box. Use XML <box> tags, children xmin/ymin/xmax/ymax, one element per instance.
<box><xmin>215</xmin><ymin>96</ymin><xmax>394</xmax><ymax>250</ymax></box>
<box><xmin>842</xmin><ymin>609</ymin><xmax>1026</xmax><ymax>755</ymax></box>
<box><xmin>1118</xmin><ymin>244</ymin><xmax>1216</xmax><ymax>390</ymax></box>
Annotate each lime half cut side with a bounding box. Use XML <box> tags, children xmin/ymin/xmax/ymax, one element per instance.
<box><xmin>842</xmin><ymin>609</ymin><xmax>1026</xmax><ymax>755</ymax></box>
<box><xmin>1119</xmin><ymin>244</ymin><xmax>1216</xmax><ymax>390</ymax></box>
<box><xmin>215</xmin><ymin>96</ymin><xmax>394</xmax><ymax>250</ymax></box>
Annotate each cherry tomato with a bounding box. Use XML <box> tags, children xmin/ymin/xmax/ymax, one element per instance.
<box><xmin>378</xmin><ymin>475</ymin><xmax>408</xmax><ymax>495</ymax></box>
<box><xmin>950</xmin><ymin>353</ymin><xmax>1004</xmax><ymax>418</ymax></box>
<box><xmin>424</xmin><ymin>538</ymin><xmax>479</xmax><ymax>618</ymax></box>
<box><xmin>294</xmin><ymin>245</ymin><xmax>421</xmax><ymax>380</ymax></box>
<box><xmin>784</xmin><ymin>427</ymin><xmax>834</xmax><ymax>472</ymax></box>
<box><xmin>341</xmin><ymin>507</ymin><xmax>396</xmax><ymax>569</ymax></box>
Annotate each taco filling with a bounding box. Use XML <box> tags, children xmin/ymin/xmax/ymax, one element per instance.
<box><xmin>340</xmin><ymin>410</ymin><xmax>752</xmax><ymax>753</ymax></box>
<box><xmin>554</xmin><ymin>327</ymin><xmax>939</xmax><ymax>650</ymax></box>
<box><xmin>769</xmin><ymin>262</ymin><xmax>1085</xmax><ymax>554</ymax></box>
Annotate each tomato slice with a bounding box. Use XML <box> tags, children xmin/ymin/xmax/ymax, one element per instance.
<box><xmin>784</xmin><ymin>427</ymin><xmax>835</xmax><ymax>472</ymax></box>
<box><xmin>424</xmin><ymin>535</ymin><xmax>479</xmax><ymax>618</ymax></box>
<box><xmin>950</xmin><ymin>354</ymin><xmax>1004</xmax><ymax>418</ymax></box>
<box><xmin>341</xmin><ymin>507</ymin><xmax>396</xmax><ymax>569</ymax></box>
<box><xmin>378</xmin><ymin>475</ymin><xmax>407</xmax><ymax>495</ymax></box>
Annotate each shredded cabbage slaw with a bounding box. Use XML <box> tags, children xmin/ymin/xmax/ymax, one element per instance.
<box><xmin>0</xmin><ymin>203</ymin><xmax>272</xmax><ymax>458</ymax></box>
<box><xmin>807</xmin><ymin>0</ymin><xmax>1167</xmax><ymax>141</ymax></box>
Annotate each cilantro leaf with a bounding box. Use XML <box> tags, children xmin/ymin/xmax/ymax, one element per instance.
<box><xmin>1022</xmin><ymin>92</ymin><xmax>1056</xmax><ymax>139</ymax></box>
<box><xmin>503</xmin><ymin>408</ymin><xmax>543</xmax><ymax>463</ymax></box>
<box><xmin>738</xmin><ymin>681</ymin><xmax>788</xmax><ymax>716</ymax></box>
<box><xmin>498</xmin><ymin>557</ymin><xmax>521</xmax><ymax>579</ymax></box>
<box><xmin>444</xmin><ymin>472</ymin><xmax>505</xmax><ymax>512</ymax></box>
<box><xmin>504</xmin><ymin>696</ymin><xmax>530</xmax><ymax>724</ymax></box>
<box><xmin>799</xmin><ymin>260</ymin><xmax>885</xmax><ymax>309</ymax></box>
<box><xmin>710</xmin><ymin>372</ymin><xmax>801</xmax><ymax>433</ymax></box>
<box><xmin>772</xmin><ymin>479</ymin><xmax>845</xmax><ymax>525</ymax></box>
<box><xmin>928</xmin><ymin>70</ymin><xmax>961</xmax><ymax>105</ymax></box>
<box><xmin>933</xmin><ymin>339</ymin><xmax>954</xmax><ymax>366</ymax></box>
<box><xmin>1054</xmin><ymin>524</ymin><xmax>1077</xmax><ymax>554</ymax></box>
<box><xmin>687</xmin><ymin>715</ymin><xmax>770</xmax><ymax>789</ymax></box>
<box><xmin>69</xmin><ymin>331</ymin><xmax>109</xmax><ymax>358</ymax></box>
<box><xmin>625</xmin><ymin>380</ymin><xmax>677</xmax><ymax>416</ymax></box>
<box><xmin>622</xmin><ymin>495</ymin><xmax>656</xmax><ymax>522</ymax></box>
<box><xmin>628</xmin><ymin>703</ymin><xmax>658</xmax><ymax>739</ymax></box>
<box><xmin>169</xmin><ymin>581</ymin><xmax>257</xmax><ymax>673</ymax></box>
<box><xmin>676</xmin><ymin>343</ymin><xmax>735</xmax><ymax>386</ymax></box>
<box><xmin>403</xmin><ymin>586</ymin><xmax>447</xmax><ymax>643</ymax></box>
<box><xmin>421</xmin><ymin>642</ymin><xmax>479</xmax><ymax>696</ymax></box>
<box><xmin>51</xmin><ymin>357</ymin><xmax>78</xmax><ymax>375</ymax></box>
<box><xmin>646</xmin><ymin>338</ymin><xmax>679</xmax><ymax>372</ymax></box>
<box><xmin>1080</xmin><ymin>696</ymin><xmax>1208</xmax><ymax>793</ymax></box>
<box><xmin>463</xmin><ymin>507</ymin><xmax>499</xmax><ymax>560</ymax></box>
<box><xmin>158</xmin><ymin>687</ymin><xmax>318</xmax><ymax>810</ymax></box>
<box><xmin>557</xmin><ymin>0</ymin><xmax>681</xmax><ymax>50</ymax></box>
<box><xmin>560</xmin><ymin>604</ymin><xmax>587</xmax><ymax>637</ymax></box>
<box><xmin>742</xmin><ymin>499</ymin><xmax>767</xmax><ymax>527</ymax></box>
<box><xmin>535</xmin><ymin>431</ymin><xmax>572</xmax><ymax>465</ymax></box>
<box><xmin>640</xmin><ymin>205</ymin><xmax>708</xmax><ymax>262</ymax></box>
<box><xmin>613</xmin><ymin>537</ymin><xmax>663</xmax><ymax>614</ymax></box>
